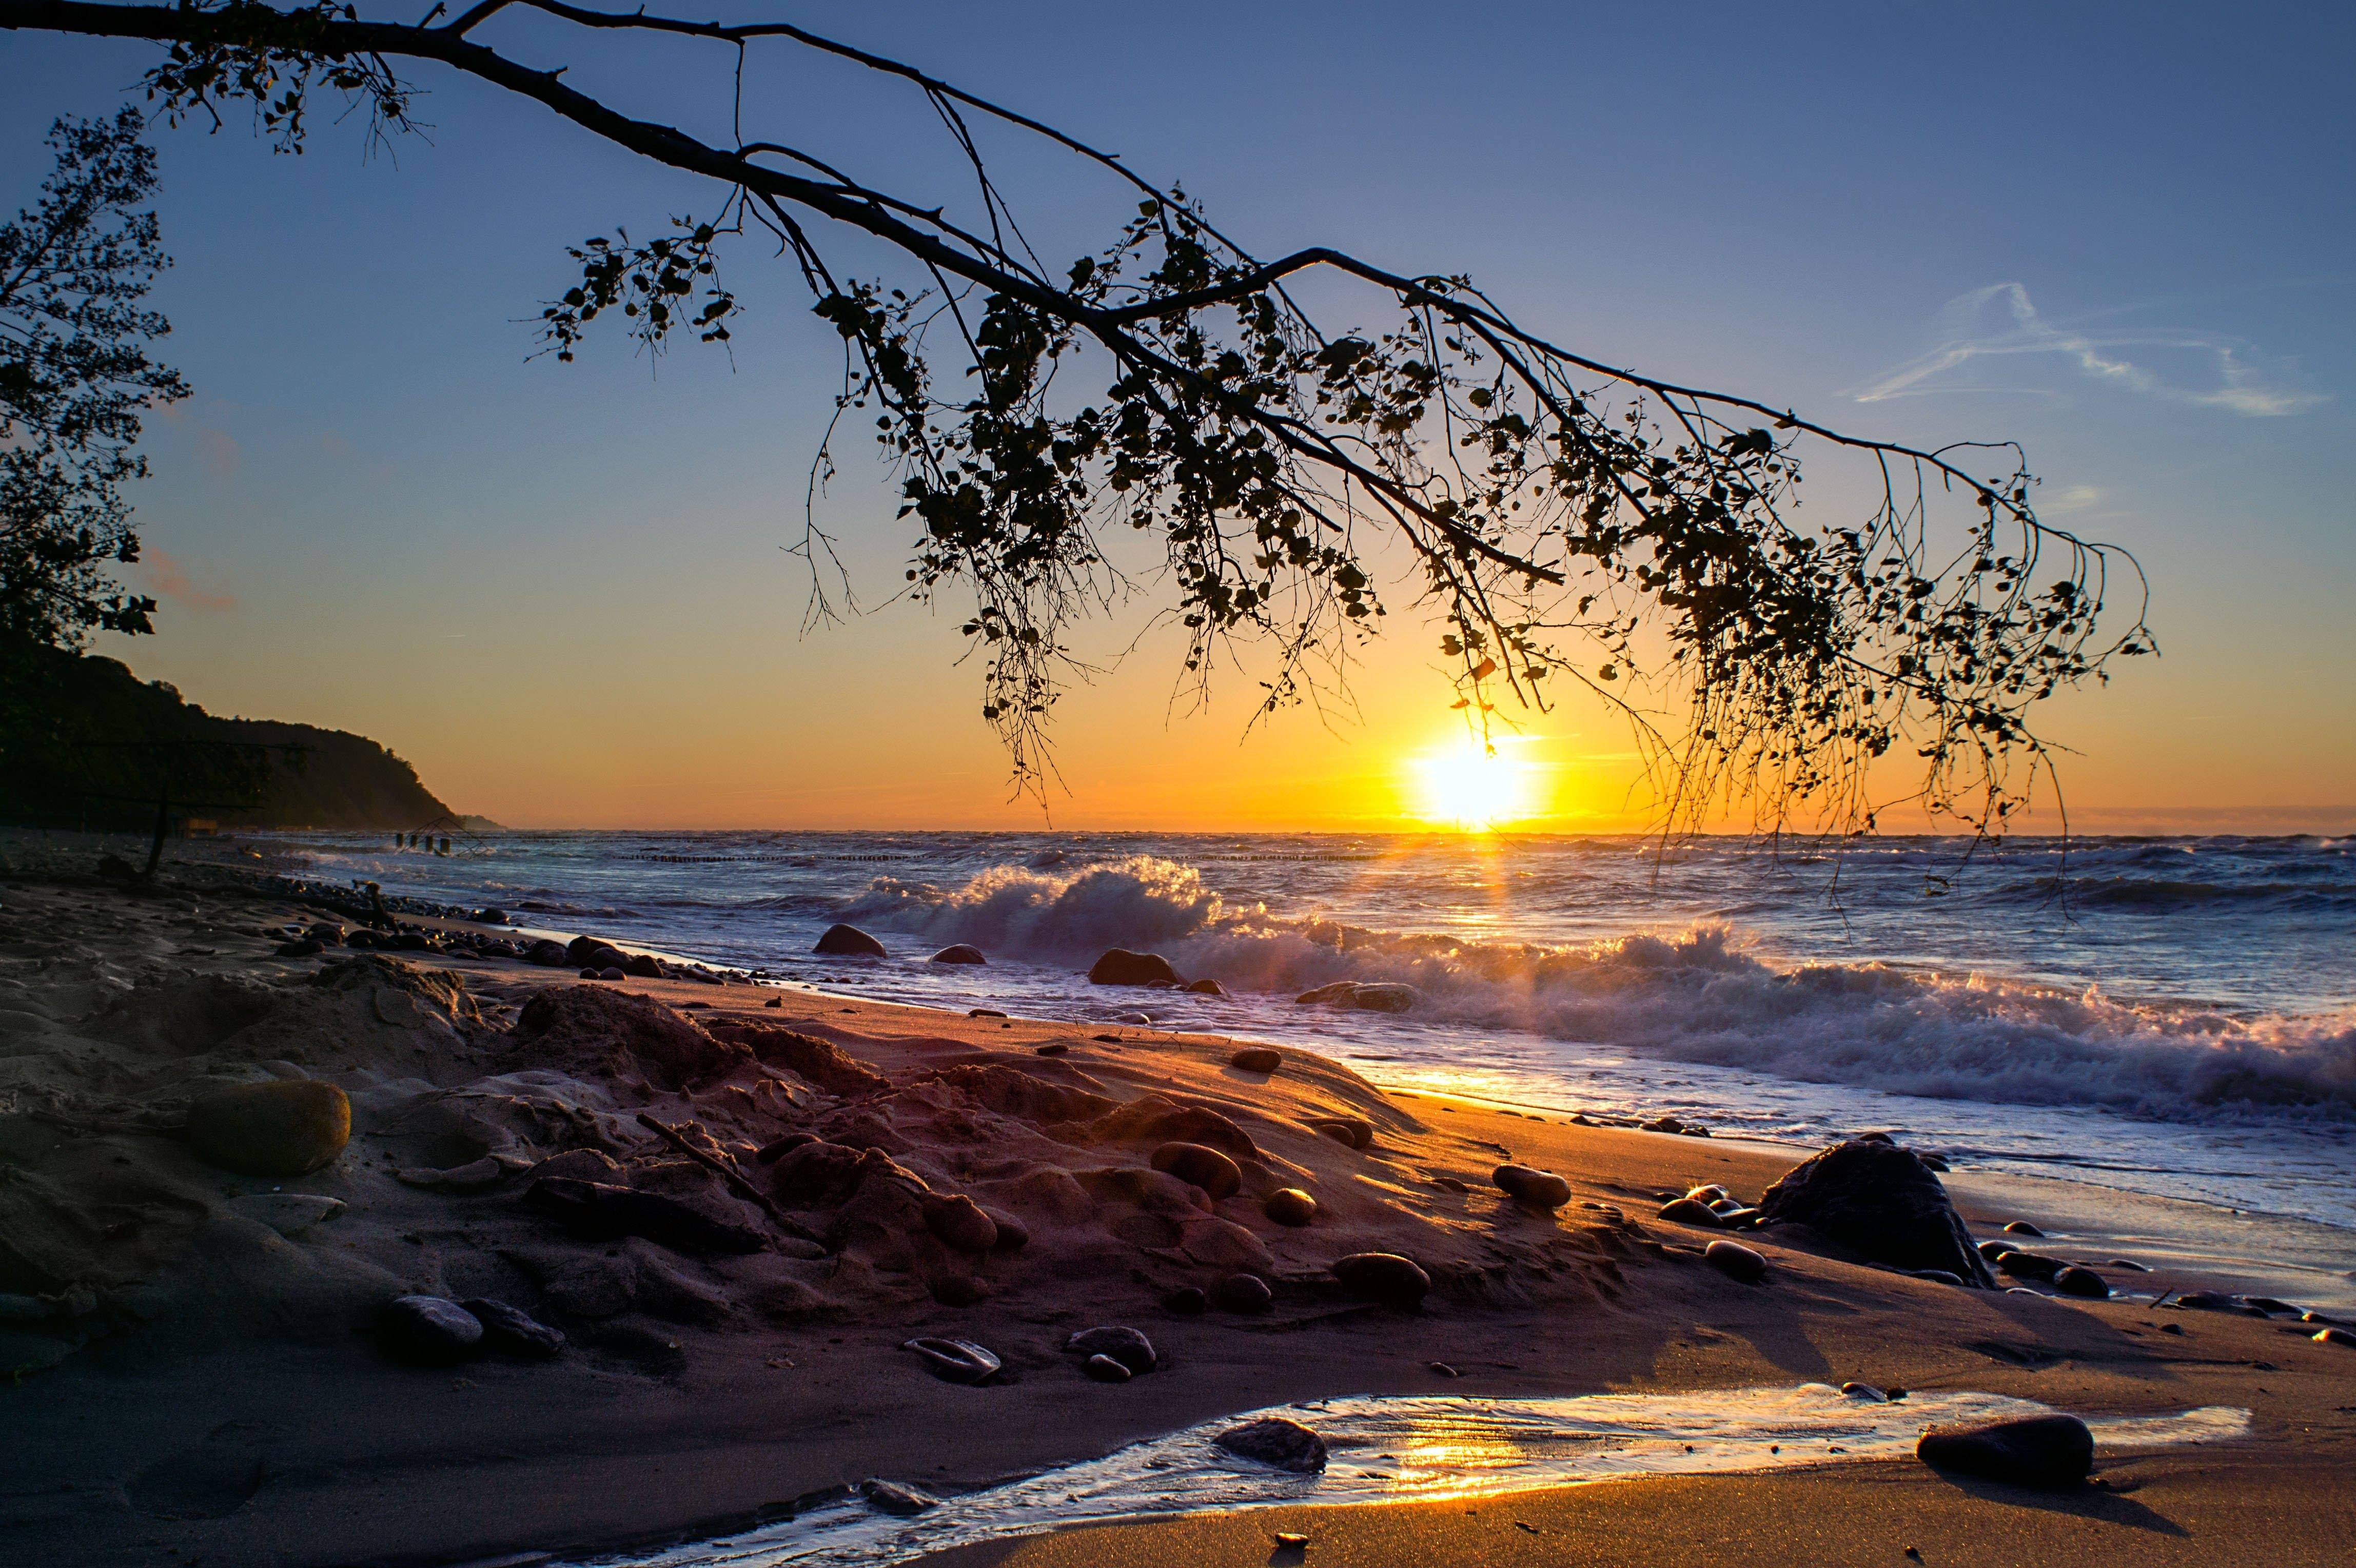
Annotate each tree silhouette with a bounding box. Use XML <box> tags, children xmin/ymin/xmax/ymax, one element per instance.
<box><xmin>2</xmin><ymin>1</ymin><xmax>2155</xmax><ymax>835</ymax></box>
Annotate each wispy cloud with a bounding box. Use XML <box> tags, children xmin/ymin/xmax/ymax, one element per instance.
<box><xmin>1854</xmin><ymin>283</ymin><xmax>2322</xmax><ymax>417</ymax></box>
<box><xmin>140</xmin><ymin>549</ymin><xmax>238</xmax><ymax>613</ymax></box>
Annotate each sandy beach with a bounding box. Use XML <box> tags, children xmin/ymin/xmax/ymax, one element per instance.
<box><xmin>2</xmin><ymin>847</ymin><xmax>2351</xmax><ymax>1568</ymax></box>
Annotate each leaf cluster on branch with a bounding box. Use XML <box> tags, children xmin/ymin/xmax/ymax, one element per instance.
<box><xmin>2</xmin><ymin>0</ymin><xmax>2156</xmax><ymax>834</ymax></box>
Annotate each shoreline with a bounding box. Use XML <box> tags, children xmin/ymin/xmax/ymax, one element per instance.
<box><xmin>2</xmin><ymin>852</ymin><xmax>2352</xmax><ymax>1567</ymax></box>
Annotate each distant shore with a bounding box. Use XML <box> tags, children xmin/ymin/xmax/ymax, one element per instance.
<box><xmin>1</xmin><ymin>844</ymin><xmax>2350</xmax><ymax>1568</ymax></box>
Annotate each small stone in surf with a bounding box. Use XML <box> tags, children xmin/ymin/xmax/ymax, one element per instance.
<box><xmin>1493</xmin><ymin>1164</ymin><xmax>1572</xmax><ymax>1209</ymax></box>
<box><xmin>1210</xmin><ymin>1273</ymin><xmax>1272</xmax><ymax>1314</ymax></box>
<box><xmin>1087</xmin><ymin>948</ymin><xmax>1183</xmax><ymax>987</ymax></box>
<box><xmin>1230</xmin><ymin>1046</ymin><xmax>1283</xmax><ymax>1074</ymax></box>
<box><xmin>1215</xmin><ymin>1416</ymin><xmax>1328</xmax><ymax>1473</ymax></box>
<box><xmin>813</xmin><ymin>924</ymin><xmax>887</xmax><ymax>957</ymax></box>
<box><xmin>931</xmin><ymin>944</ymin><xmax>987</xmax><ymax>965</ymax></box>
<box><xmin>1185</xmin><ymin>978</ymin><xmax>1226</xmax><ymax>995</ymax></box>
<box><xmin>1264</xmin><ymin>1188</ymin><xmax>1318</xmax><ymax>1227</ymax></box>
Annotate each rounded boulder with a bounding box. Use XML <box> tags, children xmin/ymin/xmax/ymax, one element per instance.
<box><xmin>1150</xmin><ymin>1141</ymin><xmax>1242</xmax><ymax>1200</ymax></box>
<box><xmin>1493</xmin><ymin>1163</ymin><xmax>1572</xmax><ymax>1210</ymax></box>
<box><xmin>814</xmin><ymin>924</ymin><xmax>888</xmax><ymax>957</ymax></box>
<box><xmin>930</xmin><ymin>944</ymin><xmax>987</xmax><ymax>965</ymax></box>
<box><xmin>1916</xmin><ymin>1414</ymin><xmax>2094</xmax><ymax>1487</ymax></box>
<box><xmin>186</xmin><ymin>1080</ymin><xmax>351</xmax><ymax>1178</ymax></box>
<box><xmin>1331</xmin><ymin>1251</ymin><xmax>1430</xmax><ymax>1307</ymax></box>
<box><xmin>1263</xmin><ymin>1188</ymin><xmax>1318</xmax><ymax>1227</ymax></box>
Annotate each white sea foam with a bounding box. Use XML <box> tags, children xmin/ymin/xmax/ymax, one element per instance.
<box><xmin>844</xmin><ymin>855</ymin><xmax>2356</xmax><ymax>1121</ymax></box>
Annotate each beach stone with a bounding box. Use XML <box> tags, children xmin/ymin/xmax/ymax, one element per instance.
<box><xmin>865</xmin><ymin>1480</ymin><xmax>938</xmax><ymax>1516</ymax></box>
<box><xmin>1686</xmin><ymin>1184</ymin><xmax>1732</xmax><ymax>1203</ymax></box>
<box><xmin>597</xmin><ymin>967</ymin><xmax>626</xmax><ymax>982</ymax></box>
<box><xmin>1163</xmin><ymin>1285</ymin><xmax>1209</xmax><ymax>1315</ymax></box>
<box><xmin>1916</xmin><ymin>1414</ymin><xmax>2093</xmax><ymax>1487</ymax></box>
<box><xmin>2002</xmin><ymin>1220</ymin><xmax>2046</xmax><ymax>1237</ymax></box>
<box><xmin>2174</xmin><ymin>1290</ymin><xmax>2249</xmax><ymax>1312</ymax></box>
<box><xmin>1349</xmin><ymin>983</ymin><xmax>1419</xmax><ymax>1012</ymax></box>
<box><xmin>1210</xmin><ymin>1273</ymin><xmax>1273</xmax><ymax>1314</ymax></box>
<box><xmin>1264</xmin><ymin>1188</ymin><xmax>1319</xmax><ymax>1227</ymax></box>
<box><xmin>226</xmin><ymin>1193</ymin><xmax>345</xmax><ymax>1236</ymax></box>
<box><xmin>1332</xmin><ymin>1252</ymin><xmax>1430</xmax><ymax>1307</ymax></box>
<box><xmin>1493</xmin><ymin>1164</ymin><xmax>1572</xmax><ymax>1210</ymax></box>
<box><xmin>1184</xmin><ymin>1214</ymin><xmax>1277</xmax><ymax>1271</ymax></box>
<box><xmin>1976</xmin><ymin>1240</ymin><xmax>2015</xmax><ymax>1262</ymax></box>
<box><xmin>1656</xmin><ymin>1198</ymin><xmax>1723</xmax><ymax>1228</ymax></box>
<box><xmin>1083</xmin><ymin>1353</ymin><xmax>1133</xmax><ymax>1382</ymax></box>
<box><xmin>1152</xmin><ymin>1141</ymin><xmax>1242</xmax><ymax>1200</ymax></box>
<box><xmin>1755</xmin><ymin>1139</ymin><xmax>1996</xmax><ymax>1286</ymax></box>
<box><xmin>901</xmin><ymin>1336</ymin><xmax>999</xmax><ymax>1384</ymax></box>
<box><xmin>1034</xmin><ymin>1042</ymin><xmax>1069</xmax><ymax>1057</ymax></box>
<box><xmin>623</xmin><ymin>952</ymin><xmax>665</xmax><ymax>978</ymax></box>
<box><xmin>1068</xmin><ymin>1325</ymin><xmax>1157</xmax><ymax>1373</ymax></box>
<box><xmin>1090</xmin><ymin>1096</ymin><xmax>1259</xmax><ymax>1159</ymax></box>
<box><xmin>1295</xmin><ymin>981</ymin><xmax>1360</xmax><ymax>1006</ymax></box>
<box><xmin>1230</xmin><ymin>1047</ymin><xmax>1284</xmax><ymax>1074</ymax></box>
<box><xmin>380</xmin><ymin>1295</ymin><xmax>483</xmax><ymax>1363</ymax></box>
<box><xmin>1215</xmin><ymin>1416</ymin><xmax>1328</xmax><ymax>1473</ymax></box>
<box><xmin>1307</xmin><ymin>1116</ymin><xmax>1374</xmax><ymax>1150</ymax></box>
<box><xmin>2053</xmin><ymin>1266</ymin><xmax>2110</xmax><ymax>1299</ymax></box>
<box><xmin>1088</xmin><ymin>949</ymin><xmax>1183</xmax><ymax>987</ymax></box>
<box><xmin>985</xmin><ymin>1210</ymin><xmax>1029</xmax><ymax>1251</ymax></box>
<box><xmin>579</xmin><ymin>968</ymin><xmax>604</xmax><ymax>980</ymax></box>
<box><xmin>1996</xmin><ymin>1250</ymin><xmax>2063</xmax><ymax>1282</ymax></box>
<box><xmin>1842</xmin><ymin>1382</ymin><xmax>1889</xmax><ymax>1401</ymax></box>
<box><xmin>186</xmin><ymin>1080</ymin><xmax>351</xmax><ymax>1178</ymax></box>
<box><xmin>527</xmin><ymin>939</ymin><xmax>570</xmax><ymax>966</ymax></box>
<box><xmin>1704</xmin><ymin>1240</ymin><xmax>1769</xmax><ymax>1283</ymax></box>
<box><xmin>922</xmin><ymin>1193</ymin><xmax>1000</xmax><ymax>1253</ymax></box>
<box><xmin>1642</xmin><ymin>1116</ymin><xmax>1686</xmax><ymax>1134</ymax></box>
<box><xmin>930</xmin><ymin>944</ymin><xmax>987</xmax><ymax>965</ymax></box>
<box><xmin>1184</xmin><ymin>978</ymin><xmax>1226</xmax><ymax>995</ymax></box>
<box><xmin>814</xmin><ymin>924</ymin><xmax>887</xmax><ymax>957</ymax></box>
<box><xmin>461</xmin><ymin>1297</ymin><xmax>565</xmax><ymax>1357</ymax></box>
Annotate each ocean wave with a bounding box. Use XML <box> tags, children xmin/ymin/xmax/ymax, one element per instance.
<box><xmin>841</xmin><ymin>855</ymin><xmax>2356</xmax><ymax>1122</ymax></box>
<box><xmin>2000</xmin><ymin>876</ymin><xmax>2356</xmax><ymax>912</ymax></box>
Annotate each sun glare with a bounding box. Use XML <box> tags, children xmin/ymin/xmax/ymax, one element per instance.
<box><xmin>1411</xmin><ymin>740</ymin><xmax>1531</xmax><ymax>830</ymax></box>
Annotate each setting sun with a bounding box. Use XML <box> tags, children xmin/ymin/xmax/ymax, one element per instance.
<box><xmin>1411</xmin><ymin>738</ymin><xmax>1534</xmax><ymax>829</ymax></box>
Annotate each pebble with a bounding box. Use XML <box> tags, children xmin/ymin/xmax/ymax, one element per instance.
<box><xmin>1151</xmin><ymin>1141</ymin><xmax>1242</xmax><ymax>1200</ymax></box>
<box><xmin>1184</xmin><ymin>978</ymin><xmax>1226</xmax><ymax>996</ymax></box>
<box><xmin>1704</xmin><ymin>1240</ymin><xmax>1769</xmax><ymax>1284</ymax></box>
<box><xmin>921</xmin><ymin>1193</ymin><xmax>1001</xmax><ymax>1253</ymax></box>
<box><xmin>1996</xmin><ymin>1250</ymin><xmax>2063</xmax><ymax>1282</ymax></box>
<box><xmin>1210</xmin><ymin>1273</ymin><xmax>1272</xmax><ymax>1314</ymax></box>
<box><xmin>1214</xmin><ymin>1416</ymin><xmax>1328</xmax><ymax>1473</ymax></box>
<box><xmin>901</xmin><ymin>1337</ymin><xmax>1000</xmax><ymax>1384</ymax></box>
<box><xmin>814</xmin><ymin>924</ymin><xmax>888</xmax><ymax>957</ymax></box>
<box><xmin>1655</xmin><ymin>1198</ymin><xmax>1722</xmax><ymax>1229</ymax></box>
<box><xmin>1035</xmin><ymin>1043</ymin><xmax>1070</xmax><ymax>1057</ymax></box>
<box><xmin>1916</xmin><ymin>1414</ymin><xmax>2093</xmax><ymax>1487</ymax></box>
<box><xmin>2052</xmin><ymin>1265</ymin><xmax>2110</xmax><ymax>1299</ymax></box>
<box><xmin>1067</xmin><ymin>1326</ymin><xmax>1157</xmax><ymax>1374</ymax></box>
<box><xmin>2002</xmin><ymin>1220</ymin><xmax>2046</xmax><ymax>1237</ymax></box>
<box><xmin>1083</xmin><ymin>1353</ymin><xmax>1133</xmax><ymax>1382</ymax></box>
<box><xmin>461</xmin><ymin>1298</ymin><xmax>565</xmax><ymax>1357</ymax></box>
<box><xmin>1263</xmin><ymin>1188</ymin><xmax>1319</xmax><ymax>1227</ymax></box>
<box><xmin>1331</xmin><ymin>1252</ymin><xmax>1430</xmax><ymax>1307</ymax></box>
<box><xmin>1686</xmin><ymin>1184</ymin><xmax>1732</xmax><ymax>1204</ymax></box>
<box><xmin>2160</xmin><ymin>1322</ymin><xmax>2186</xmax><ymax>1335</ymax></box>
<box><xmin>1308</xmin><ymin>1116</ymin><xmax>1375</xmax><ymax>1150</ymax></box>
<box><xmin>381</xmin><ymin>1295</ymin><xmax>484</xmax><ymax>1363</ymax></box>
<box><xmin>967</xmin><ymin>1008</ymin><xmax>1007</xmax><ymax>1018</ymax></box>
<box><xmin>186</xmin><ymin>1080</ymin><xmax>351</xmax><ymax>1178</ymax></box>
<box><xmin>1230</xmin><ymin>1047</ymin><xmax>1283</xmax><ymax>1074</ymax></box>
<box><xmin>1163</xmin><ymin>1286</ymin><xmax>1209</xmax><ymax>1315</ymax></box>
<box><xmin>1493</xmin><ymin>1164</ymin><xmax>1573</xmax><ymax>1210</ymax></box>
<box><xmin>864</xmin><ymin>1480</ymin><xmax>938</xmax><ymax>1516</ymax></box>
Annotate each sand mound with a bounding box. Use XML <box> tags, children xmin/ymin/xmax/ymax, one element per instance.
<box><xmin>506</xmin><ymin>985</ymin><xmax>752</xmax><ymax>1090</ymax></box>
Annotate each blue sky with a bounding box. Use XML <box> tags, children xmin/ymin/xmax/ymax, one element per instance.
<box><xmin>3</xmin><ymin>2</ymin><xmax>2349</xmax><ymax>828</ymax></box>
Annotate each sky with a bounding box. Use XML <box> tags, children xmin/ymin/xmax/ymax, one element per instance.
<box><xmin>4</xmin><ymin>1</ymin><xmax>2351</xmax><ymax>832</ymax></box>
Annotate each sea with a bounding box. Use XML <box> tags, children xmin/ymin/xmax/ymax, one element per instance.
<box><xmin>254</xmin><ymin>830</ymin><xmax>2355</xmax><ymax>1236</ymax></box>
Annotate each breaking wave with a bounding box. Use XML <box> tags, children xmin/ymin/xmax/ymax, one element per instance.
<box><xmin>842</xmin><ymin>855</ymin><xmax>2356</xmax><ymax>1122</ymax></box>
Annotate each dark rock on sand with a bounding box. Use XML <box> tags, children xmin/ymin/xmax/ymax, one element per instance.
<box><xmin>527</xmin><ymin>939</ymin><xmax>571</xmax><ymax>966</ymax></box>
<box><xmin>1656</xmin><ymin>1198</ymin><xmax>1723</xmax><ymax>1228</ymax></box>
<box><xmin>1642</xmin><ymin>1116</ymin><xmax>1686</xmax><ymax>1134</ymax></box>
<box><xmin>1493</xmin><ymin>1164</ymin><xmax>1572</xmax><ymax>1209</ymax></box>
<box><xmin>624</xmin><ymin>952</ymin><xmax>665</xmax><ymax>979</ymax></box>
<box><xmin>1215</xmin><ymin>1416</ymin><xmax>1328</xmax><ymax>1473</ymax></box>
<box><xmin>1210</xmin><ymin>1273</ymin><xmax>1272</xmax><ymax>1314</ymax></box>
<box><xmin>1308</xmin><ymin>1116</ymin><xmax>1374</xmax><ymax>1150</ymax></box>
<box><xmin>1332</xmin><ymin>1252</ymin><xmax>1430</xmax><ymax>1307</ymax></box>
<box><xmin>1704</xmin><ymin>1239</ymin><xmax>1769</xmax><ymax>1283</ymax></box>
<box><xmin>2052</xmin><ymin>1265</ymin><xmax>2110</xmax><ymax>1299</ymax></box>
<box><xmin>462</xmin><ymin>1298</ymin><xmax>565</xmax><ymax>1357</ymax></box>
<box><xmin>1230</xmin><ymin>1046</ymin><xmax>1284</xmax><ymax>1074</ymax></box>
<box><xmin>931</xmin><ymin>945</ymin><xmax>987</xmax><ymax>965</ymax></box>
<box><xmin>1163</xmin><ymin>1285</ymin><xmax>1210</xmax><ymax>1315</ymax></box>
<box><xmin>526</xmin><ymin>1176</ymin><xmax>767</xmax><ymax>1254</ymax></box>
<box><xmin>1088</xmin><ymin>949</ymin><xmax>1183</xmax><ymax>987</ymax></box>
<box><xmin>1756</xmin><ymin>1139</ymin><xmax>1995</xmax><ymax>1286</ymax></box>
<box><xmin>1184</xmin><ymin>978</ymin><xmax>1226</xmax><ymax>995</ymax></box>
<box><xmin>2002</xmin><ymin>1220</ymin><xmax>2045</xmax><ymax>1237</ymax></box>
<box><xmin>1067</xmin><ymin>1326</ymin><xmax>1157</xmax><ymax>1374</ymax></box>
<box><xmin>1976</xmin><ymin>1240</ymin><xmax>2016</xmax><ymax>1263</ymax></box>
<box><xmin>814</xmin><ymin>924</ymin><xmax>888</xmax><ymax>957</ymax></box>
<box><xmin>1996</xmin><ymin>1250</ymin><xmax>2062</xmax><ymax>1282</ymax></box>
<box><xmin>1083</xmin><ymin>1353</ymin><xmax>1133</xmax><ymax>1382</ymax></box>
<box><xmin>1035</xmin><ymin>1042</ymin><xmax>1070</xmax><ymax>1057</ymax></box>
<box><xmin>186</xmin><ymin>1080</ymin><xmax>351</xmax><ymax>1178</ymax></box>
<box><xmin>597</xmin><ymin>967</ymin><xmax>626</xmax><ymax>982</ymax></box>
<box><xmin>921</xmin><ymin>1193</ymin><xmax>1000</xmax><ymax>1253</ymax></box>
<box><xmin>865</xmin><ymin>1480</ymin><xmax>939</xmax><ymax>1516</ymax></box>
<box><xmin>986</xmin><ymin>1210</ymin><xmax>1029</xmax><ymax>1251</ymax></box>
<box><xmin>381</xmin><ymin>1295</ymin><xmax>483</xmax><ymax>1363</ymax></box>
<box><xmin>902</xmin><ymin>1337</ymin><xmax>1000</xmax><ymax>1384</ymax></box>
<box><xmin>1264</xmin><ymin>1188</ymin><xmax>1318</xmax><ymax>1227</ymax></box>
<box><xmin>1152</xmin><ymin>1141</ymin><xmax>1243</xmax><ymax>1200</ymax></box>
<box><xmin>1917</xmin><ymin>1414</ymin><xmax>2093</xmax><ymax>1487</ymax></box>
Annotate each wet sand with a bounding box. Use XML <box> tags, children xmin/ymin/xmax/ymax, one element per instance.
<box><xmin>1</xmin><ymin>850</ymin><xmax>2351</xmax><ymax>1568</ymax></box>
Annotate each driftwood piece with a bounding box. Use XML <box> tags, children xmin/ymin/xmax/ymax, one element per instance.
<box><xmin>634</xmin><ymin>1111</ymin><xmax>826</xmax><ymax>1247</ymax></box>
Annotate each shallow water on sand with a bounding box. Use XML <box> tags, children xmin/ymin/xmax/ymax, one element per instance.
<box><xmin>246</xmin><ymin>830</ymin><xmax>2356</xmax><ymax>1239</ymax></box>
<box><xmin>567</xmin><ymin>1385</ymin><xmax>2247</xmax><ymax>1567</ymax></box>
